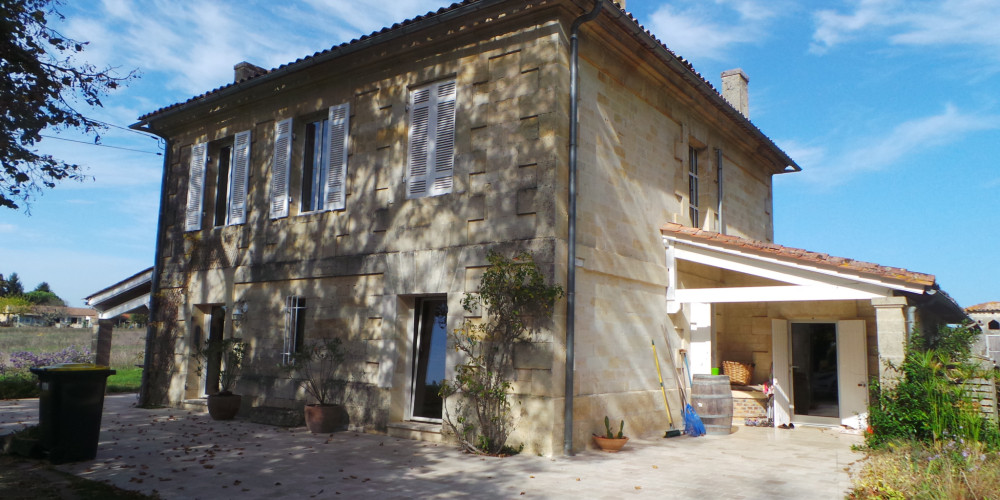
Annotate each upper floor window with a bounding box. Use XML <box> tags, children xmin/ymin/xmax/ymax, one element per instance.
<box><xmin>407</xmin><ymin>79</ymin><xmax>456</xmax><ymax>199</ymax></box>
<box><xmin>213</xmin><ymin>143</ymin><xmax>232</xmax><ymax>227</ymax></box>
<box><xmin>688</xmin><ymin>146</ymin><xmax>699</xmax><ymax>228</ymax></box>
<box><xmin>184</xmin><ymin>130</ymin><xmax>251</xmax><ymax>232</ymax></box>
<box><xmin>989</xmin><ymin>319</ymin><xmax>999</xmax><ymax>330</ymax></box>
<box><xmin>269</xmin><ymin>103</ymin><xmax>349</xmax><ymax>219</ymax></box>
<box><xmin>301</xmin><ymin>118</ymin><xmax>329</xmax><ymax>213</ymax></box>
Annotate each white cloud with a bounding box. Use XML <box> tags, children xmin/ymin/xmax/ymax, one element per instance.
<box><xmin>647</xmin><ymin>0</ymin><xmax>789</xmax><ymax>61</ymax></box>
<box><xmin>56</xmin><ymin>0</ymin><xmax>454</xmax><ymax>98</ymax></box>
<box><xmin>811</xmin><ymin>0</ymin><xmax>1000</xmax><ymax>54</ymax></box>
<box><xmin>0</xmin><ymin>223</ymin><xmax>16</xmax><ymax>233</ymax></box>
<box><xmin>783</xmin><ymin>104</ymin><xmax>998</xmax><ymax>185</ymax></box>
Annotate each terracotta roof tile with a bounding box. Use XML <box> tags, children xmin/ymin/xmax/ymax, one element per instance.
<box><xmin>661</xmin><ymin>222</ymin><xmax>936</xmax><ymax>288</ymax></box>
<box><xmin>966</xmin><ymin>302</ymin><xmax>1000</xmax><ymax>313</ymax></box>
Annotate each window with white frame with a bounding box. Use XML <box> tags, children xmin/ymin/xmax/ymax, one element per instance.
<box><xmin>282</xmin><ymin>296</ymin><xmax>306</xmax><ymax>365</ymax></box>
<box><xmin>301</xmin><ymin>103</ymin><xmax>350</xmax><ymax>214</ymax></box>
<box><xmin>269</xmin><ymin>103</ymin><xmax>349</xmax><ymax>218</ymax></box>
<box><xmin>688</xmin><ymin>146</ymin><xmax>699</xmax><ymax>227</ymax></box>
<box><xmin>184</xmin><ymin>130</ymin><xmax>251</xmax><ymax>231</ymax></box>
<box><xmin>406</xmin><ymin>79</ymin><xmax>456</xmax><ymax>199</ymax></box>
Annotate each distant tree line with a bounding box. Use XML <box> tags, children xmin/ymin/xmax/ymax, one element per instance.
<box><xmin>0</xmin><ymin>272</ymin><xmax>66</xmax><ymax>308</ymax></box>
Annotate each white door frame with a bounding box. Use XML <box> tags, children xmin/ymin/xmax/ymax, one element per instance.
<box><xmin>405</xmin><ymin>296</ymin><xmax>447</xmax><ymax>423</ymax></box>
<box><xmin>772</xmin><ymin>319</ymin><xmax>868</xmax><ymax>428</ymax></box>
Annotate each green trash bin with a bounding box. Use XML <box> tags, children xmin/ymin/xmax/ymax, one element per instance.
<box><xmin>29</xmin><ymin>363</ymin><xmax>116</xmax><ymax>463</ymax></box>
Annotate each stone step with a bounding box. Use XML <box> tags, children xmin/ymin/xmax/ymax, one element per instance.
<box><xmin>387</xmin><ymin>421</ymin><xmax>444</xmax><ymax>443</ymax></box>
<box><xmin>180</xmin><ymin>399</ymin><xmax>208</xmax><ymax>413</ymax></box>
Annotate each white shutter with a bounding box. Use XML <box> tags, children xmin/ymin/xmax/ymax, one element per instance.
<box><xmin>430</xmin><ymin>80</ymin><xmax>456</xmax><ymax>196</ymax></box>
<box><xmin>325</xmin><ymin>103</ymin><xmax>350</xmax><ymax>211</ymax></box>
<box><xmin>270</xmin><ymin>119</ymin><xmax>292</xmax><ymax>219</ymax></box>
<box><xmin>227</xmin><ymin>130</ymin><xmax>251</xmax><ymax>225</ymax></box>
<box><xmin>406</xmin><ymin>86</ymin><xmax>432</xmax><ymax>198</ymax></box>
<box><xmin>184</xmin><ymin>142</ymin><xmax>208</xmax><ymax>231</ymax></box>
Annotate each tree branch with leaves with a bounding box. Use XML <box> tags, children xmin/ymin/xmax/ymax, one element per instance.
<box><xmin>1</xmin><ymin>0</ymin><xmax>137</xmax><ymax>210</ymax></box>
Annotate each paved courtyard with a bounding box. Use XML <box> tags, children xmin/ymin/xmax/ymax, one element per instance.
<box><xmin>1</xmin><ymin>394</ymin><xmax>863</xmax><ymax>499</ymax></box>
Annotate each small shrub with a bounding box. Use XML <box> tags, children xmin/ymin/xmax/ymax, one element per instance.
<box><xmin>0</xmin><ymin>372</ymin><xmax>39</xmax><ymax>399</ymax></box>
<box><xmin>282</xmin><ymin>338</ymin><xmax>346</xmax><ymax>405</ymax></box>
<box><xmin>439</xmin><ymin>251</ymin><xmax>563</xmax><ymax>455</ymax></box>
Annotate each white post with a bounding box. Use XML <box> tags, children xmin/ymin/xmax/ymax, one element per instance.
<box><xmin>689</xmin><ymin>302</ymin><xmax>713</xmax><ymax>375</ymax></box>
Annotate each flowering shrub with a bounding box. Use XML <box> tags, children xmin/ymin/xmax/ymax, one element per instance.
<box><xmin>0</xmin><ymin>346</ymin><xmax>94</xmax><ymax>399</ymax></box>
<box><xmin>2</xmin><ymin>345</ymin><xmax>94</xmax><ymax>374</ymax></box>
<box><xmin>0</xmin><ymin>346</ymin><xmax>94</xmax><ymax>377</ymax></box>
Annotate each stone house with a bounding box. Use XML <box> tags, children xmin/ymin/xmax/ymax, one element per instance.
<box><xmin>967</xmin><ymin>302</ymin><xmax>1000</xmax><ymax>366</ymax></box>
<box><xmin>132</xmin><ymin>0</ymin><xmax>965</xmax><ymax>454</ymax></box>
<box><xmin>0</xmin><ymin>305</ymin><xmax>97</xmax><ymax>328</ymax></box>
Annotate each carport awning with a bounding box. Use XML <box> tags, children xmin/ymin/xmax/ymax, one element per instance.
<box><xmin>84</xmin><ymin>267</ymin><xmax>153</xmax><ymax>320</ymax></box>
<box><xmin>660</xmin><ymin>224</ymin><xmax>962</xmax><ymax>318</ymax></box>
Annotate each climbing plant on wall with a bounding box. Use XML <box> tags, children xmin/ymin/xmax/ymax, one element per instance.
<box><xmin>439</xmin><ymin>251</ymin><xmax>563</xmax><ymax>455</ymax></box>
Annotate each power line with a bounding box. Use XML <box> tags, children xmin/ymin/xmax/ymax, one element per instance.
<box><xmin>86</xmin><ymin>117</ymin><xmax>161</xmax><ymax>142</ymax></box>
<box><xmin>39</xmin><ymin>135</ymin><xmax>162</xmax><ymax>155</ymax></box>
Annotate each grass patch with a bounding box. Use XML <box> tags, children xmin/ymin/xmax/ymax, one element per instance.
<box><xmin>106</xmin><ymin>367</ymin><xmax>142</xmax><ymax>393</ymax></box>
<box><xmin>849</xmin><ymin>440</ymin><xmax>1000</xmax><ymax>499</ymax></box>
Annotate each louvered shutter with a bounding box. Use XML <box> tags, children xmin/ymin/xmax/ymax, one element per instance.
<box><xmin>325</xmin><ymin>103</ymin><xmax>350</xmax><ymax>211</ymax></box>
<box><xmin>406</xmin><ymin>87</ymin><xmax>432</xmax><ymax>198</ymax></box>
<box><xmin>227</xmin><ymin>130</ymin><xmax>251</xmax><ymax>225</ymax></box>
<box><xmin>407</xmin><ymin>80</ymin><xmax>457</xmax><ymax>199</ymax></box>
<box><xmin>270</xmin><ymin>119</ymin><xmax>292</xmax><ymax>219</ymax></box>
<box><xmin>185</xmin><ymin>142</ymin><xmax>208</xmax><ymax>231</ymax></box>
<box><xmin>430</xmin><ymin>80</ymin><xmax>456</xmax><ymax>196</ymax></box>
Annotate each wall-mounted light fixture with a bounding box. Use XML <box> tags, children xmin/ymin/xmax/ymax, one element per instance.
<box><xmin>231</xmin><ymin>300</ymin><xmax>248</xmax><ymax>328</ymax></box>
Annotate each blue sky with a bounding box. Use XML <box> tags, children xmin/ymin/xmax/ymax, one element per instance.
<box><xmin>0</xmin><ymin>0</ymin><xmax>996</xmax><ymax>308</ymax></box>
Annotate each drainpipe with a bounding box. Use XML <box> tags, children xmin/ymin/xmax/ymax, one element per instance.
<box><xmin>565</xmin><ymin>0</ymin><xmax>603</xmax><ymax>457</ymax></box>
<box><xmin>715</xmin><ymin>148</ymin><xmax>724</xmax><ymax>234</ymax></box>
<box><xmin>134</xmin><ymin>129</ymin><xmax>171</xmax><ymax>407</ymax></box>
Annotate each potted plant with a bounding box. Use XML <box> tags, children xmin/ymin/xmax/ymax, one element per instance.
<box><xmin>593</xmin><ymin>416</ymin><xmax>629</xmax><ymax>452</ymax></box>
<box><xmin>200</xmin><ymin>337</ymin><xmax>247</xmax><ymax>420</ymax></box>
<box><xmin>285</xmin><ymin>338</ymin><xmax>349</xmax><ymax>433</ymax></box>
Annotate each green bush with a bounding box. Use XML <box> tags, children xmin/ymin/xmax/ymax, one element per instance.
<box><xmin>0</xmin><ymin>372</ymin><xmax>39</xmax><ymax>399</ymax></box>
<box><xmin>867</xmin><ymin>322</ymin><xmax>1000</xmax><ymax>450</ymax></box>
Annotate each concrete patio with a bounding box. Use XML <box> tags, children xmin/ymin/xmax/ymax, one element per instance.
<box><xmin>1</xmin><ymin>394</ymin><xmax>863</xmax><ymax>499</ymax></box>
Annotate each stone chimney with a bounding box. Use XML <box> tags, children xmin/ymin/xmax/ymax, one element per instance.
<box><xmin>721</xmin><ymin>68</ymin><xmax>749</xmax><ymax>118</ymax></box>
<box><xmin>234</xmin><ymin>61</ymin><xmax>267</xmax><ymax>83</ymax></box>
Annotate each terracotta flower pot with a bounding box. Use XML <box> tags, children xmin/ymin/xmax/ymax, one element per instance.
<box><xmin>304</xmin><ymin>404</ymin><xmax>347</xmax><ymax>433</ymax></box>
<box><xmin>593</xmin><ymin>435</ymin><xmax>629</xmax><ymax>452</ymax></box>
<box><xmin>207</xmin><ymin>393</ymin><xmax>242</xmax><ymax>420</ymax></box>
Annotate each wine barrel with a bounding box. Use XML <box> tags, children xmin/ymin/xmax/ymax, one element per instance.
<box><xmin>691</xmin><ymin>374</ymin><xmax>733</xmax><ymax>435</ymax></box>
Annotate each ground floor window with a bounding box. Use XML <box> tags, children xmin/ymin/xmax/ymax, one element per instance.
<box><xmin>283</xmin><ymin>296</ymin><xmax>306</xmax><ymax>365</ymax></box>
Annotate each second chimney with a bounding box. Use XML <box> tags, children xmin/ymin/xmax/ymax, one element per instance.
<box><xmin>234</xmin><ymin>61</ymin><xmax>267</xmax><ymax>83</ymax></box>
<box><xmin>721</xmin><ymin>69</ymin><xmax>749</xmax><ymax>118</ymax></box>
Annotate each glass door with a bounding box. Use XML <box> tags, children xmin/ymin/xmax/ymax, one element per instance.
<box><xmin>410</xmin><ymin>298</ymin><xmax>448</xmax><ymax>421</ymax></box>
<box><xmin>790</xmin><ymin>322</ymin><xmax>839</xmax><ymax>418</ymax></box>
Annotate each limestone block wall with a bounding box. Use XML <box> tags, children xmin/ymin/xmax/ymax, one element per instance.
<box><xmin>144</xmin><ymin>3</ymin><xmax>574</xmax><ymax>452</ymax></box>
